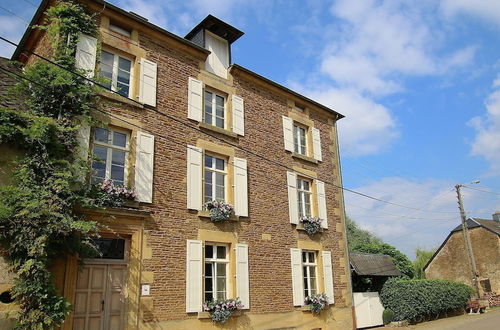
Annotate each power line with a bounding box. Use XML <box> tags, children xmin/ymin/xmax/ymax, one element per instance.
<box><xmin>0</xmin><ymin>34</ymin><xmax>470</xmax><ymax>215</ymax></box>
<box><xmin>462</xmin><ymin>185</ymin><xmax>500</xmax><ymax>196</ymax></box>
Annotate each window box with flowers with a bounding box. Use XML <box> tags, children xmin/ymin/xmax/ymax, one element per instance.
<box><xmin>203</xmin><ymin>200</ymin><xmax>234</xmax><ymax>222</ymax></box>
<box><xmin>202</xmin><ymin>298</ymin><xmax>243</xmax><ymax>324</ymax></box>
<box><xmin>89</xmin><ymin>179</ymin><xmax>137</xmax><ymax>208</ymax></box>
<box><xmin>300</xmin><ymin>216</ymin><xmax>323</xmax><ymax>236</ymax></box>
<box><xmin>303</xmin><ymin>293</ymin><xmax>329</xmax><ymax>314</ymax></box>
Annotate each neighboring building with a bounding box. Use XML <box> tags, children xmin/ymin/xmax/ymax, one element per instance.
<box><xmin>350</xmin><ymin>253</ymin><xmax>401</xmax><ymax>292</ymax></box>
<box><xmin>2</xmin><ymin>0</ymin><xmax>354</xmax><ymax>329</ymax></box>
<box><xmin>424</xmin><ymin>212</ymin><xmax>500</xmax><ymax>297</ymax></box>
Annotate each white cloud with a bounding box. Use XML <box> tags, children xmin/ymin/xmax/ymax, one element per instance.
<box><xmin>303</xmin><ymin>87</ymin><xmax>398</xmax><ymax>156</ymax></box>
<box><xmin>345</xmin><ymin>177</ymin><xmax>497</xmax><ymax>258</ymax></box>
<box><xmin>441</xmin><ymin>0</ymin><xmax>500</xmax><ymax>26</ymax></box>
<box><xmin>468</xmin><ymin>75</ymin><xmax>500</xmax><ymax>175</ymax></box>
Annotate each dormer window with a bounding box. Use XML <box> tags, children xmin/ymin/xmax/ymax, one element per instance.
<box><xmin>109</xmin><ymin>21</ymin><xmax>131</xmax><ymax>38</ymax></box>
<box><xmin>205</xmin><ymin>31</ymin><xmax>229</xmax><ymax>78</ymax></box>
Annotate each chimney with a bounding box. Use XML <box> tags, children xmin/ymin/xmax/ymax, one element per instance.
<box><xmin>493</xmin><ymin>211</ymin><xmax>500</xmax><ymax>222</ymax></box>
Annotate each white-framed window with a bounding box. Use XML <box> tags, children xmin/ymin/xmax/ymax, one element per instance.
<box><xmin>302</xmin><ymin>250</ymin><xmax>318</xmax><ymax>298</ymax></box>
<box><xmin>297</xmin><ymin>177</ymin><xmax>312</xmax><ymax>218</ymax></box>
<box><xmin>204</xmin><ymin>90</ymin><xmax>226</xmax><ymax>129</ymax></box>
<box><xmin>204</xmin><ymin>154</ymin><xmax>226</xmax><ymax>203</ymax></box>
<box><xmin>91</xmin><ymin>127</ymin><xmax>129</xmax><ymax>186</ymax></box>
<box><xmin>204</xmin><ymin>244</ymin><xmax>229</xmax><ymax>301</ymax></box>
<box><xmin>100</xmin><ymin>50</ymin><xmax>133</xmax><ymax>97</ymax></box>
<box><xmin>293</xmin><ymin>125</ymin><xmax>307</xmax><ymax>155</ymax></box>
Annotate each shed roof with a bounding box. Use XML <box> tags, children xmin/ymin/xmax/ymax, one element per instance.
<box><xmin>350</xmin><ymin>253</ymin><xmax>402</xmax><ymax>276</ymax></box>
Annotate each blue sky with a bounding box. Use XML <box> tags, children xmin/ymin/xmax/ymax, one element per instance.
<box><xmin>1</xmin><ymin>0</ymin><xmax>499</xmax><ymax>258</ymax></box>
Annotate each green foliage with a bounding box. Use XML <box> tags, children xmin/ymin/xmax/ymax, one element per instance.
<box><xmin>380</xmin><ymin>278</ymin><xmax>472</xmax><ymax>322</ymax></box>
<box><xmin>353</xmin><ymin>242</ymin><xmax>415</xmax><ymax>278</ymax></box>
<box><xmin>0</xmin><ymin>1</ymin><xmax>101</xmax><ymax>328</ymax></box>
<box><xmin>413</xmin><ymin>247</ymin><xmax>436</xmax><ymax>279</ymax></box>
<box><xmin>346</xmin><ymin>216</ymin><xmax>382</xmax><ymax>250</ymax></box>
<box><xmin>383</xmin><ymin>309</ymin><xmax>395</xmax><ymax>325</ymax></box>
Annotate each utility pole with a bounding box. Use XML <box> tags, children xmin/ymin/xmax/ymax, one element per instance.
<box><xmin>455</xmin><ymin>184</ymin><xmax>480</xmax><ymax>299</ymax></box>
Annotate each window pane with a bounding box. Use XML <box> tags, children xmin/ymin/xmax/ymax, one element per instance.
<box><xmin>215</xmin><ymin>117</ymin><xmax>224</xmax><ymax>128</ymax></box>
<box><xmin>205</xmin><ymin>263</ymin><xmax>212</xmax><ymax>277</ymax></box>
<box><xmin>118</xmin><ymin>57</ymin><xmax>131</xmax><ymax>72</ymax></box>
<box><xmin>113</xmin><ymin>131</ymin><xmax>127</xmax><ymax>148</ymax></box>
<box><xmin>216</xmin><ymin>95</ymin><xmax>224</xmax><ymax>108</ymax></box>
<box><xmin>215</xmin><ymin>173</ymin><xmax>225</xmax><ymax>186</ymax></box>
<box><xmin>110</xmin><ymin>165</ymin><xmax>124</xmax><ymax>184</ymax></box>
<box><xmin>205</xmin><ymin>291</ymin><xmax>213</xmax><ymax>302</ymax></box>
<box><xmin>205</xmin><ymin>155</ymin><xmax>213</xmax><ymax>169</ymax></box>
<box><xmin>308</xmin><ymin>252</ymin><xmax>315</xmax><ymax>263</ymax></box>
<box><xmin>117</xmin><ymin>68</ymin><xmax>130</xmax><ymax>85</ymax></box>
<box><xmin>94</xmin><ymin>128</ymin><xmax>109</xmax><ymax>144</ymax></box>
<box><xmin>112</xmin><ymin>150</ymin><xmax>126</xmax><ymax>166</ymax></box>
<box><xmin>216</xmin><ymin>277</ymin><xmax>226</xmax><ymax>292</ymax></box>
<box><xmin>204</xmin><ymin>91</ymin><xmax>212</xmax><ymax>124</ymax></box>
<box><xmin>302</xmin><ymin>251</ymin><xmax>307</xmax><ymax>263</ymax></box>
<box><xmin>116</xmin><ymin>82</ymin><xmax>129</xmax><ymax>97</ymax></box>
<box><xmin>205</xmin><ymin>245</ymin><xmax>213</xmax><ymax>259</ymax></box>
<box><xmin>205</xmin><ymin>183</ymin><xmax>213</xmax><ymax>202</ymax></box>
<box><xmin>303</xmin><ymin>180</ymin><xmax>310</xmax><ymax>191</ymax></box>
<box><xmin>216</xmin><ymin>246</ymin><xmax>226</xmax><ymax>260</ymax></box>
<box><xmin>216</xmin><ymin>291</ymin><xmax>226</xmax><ymax>300</ymax></box>
<box><xmin>215</xmin><ymin>184</ymin><xmax>224</xmax><ymax>202</ymax></box>
<box><xmin>204</xmin><ymin>274</ymin><xmax>213</xmax><ymax>292</ymax></box>
<box><xmin>100</xmin><ymin>51</ymin><xmax>113</xmax><ymax>89</ymax></box>
<box><xmin>215</xmin><ymin>158</ymin><xmax>224</xmax><ymax>170</ymax></box>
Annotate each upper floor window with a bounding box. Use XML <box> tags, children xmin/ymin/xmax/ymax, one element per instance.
<box><xmin>204</xmin><ymin>154</ymin><xmax>227</xmax><ymax>204</ymax></box>
<box><xmin>294</xmin><ymin>125</ymin><xmax>307</xmax><ymax>155</ymax></box>
<box><xmin>100</xmin><ymin>50</ymin><xmax>132</xmax><ymax>97</ymax></box>
<box><xmin>204</xmin><ymin>91</ymin><xmax>225</xmax><ymax>129</ymax></box>
<box><xmin>108</xmin><ymin>22</ymin><xmax>131</xmax><ymax>38</ymax></box>
<box><xmin>204</xmin><ymin>244</ymin><xmax>229</xmax><ymax>301</ymax></box>
<box><xmin>91</xmin><ymin>127</ymin><xmax>129</xmax><ymax>186</ymax></box>
<box><xmin>302</xmin><ymin>250</ymin><xmax>318</xmax><ymax>298</ymax></box>
<box><xmin>297</xmin><ymin>177</ymin><xmax>312</xmax><ymax>218</ymax></box>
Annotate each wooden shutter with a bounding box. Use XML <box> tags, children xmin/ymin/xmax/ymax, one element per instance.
<box><xmin>187</xmin><ymin>145</ymin><xmax>202</xmax><ymax>210</ymax></box>
<box><xmin>205</xmin><ymin>31</ymin><xmax>229</xmax><ymax>78</ymax></box>
<box><xmin>282</xmin><ymin>116</ymin><xmax>294</xmax><ymax>152</ymax></box>
<box><xmin>233</xmin><ymin>157</ymin><xmax>248</xmax><ymax>217</ymax></box>
<box><xmin>290</xmin><ymin>248</ymin><xmax>304</xmax><ymax>306</ymax></box>
<box><xmin>287</xmin><ymin>171</ymin><xmax>298</xmax><ymax>224</ymax></box>
<box><xmin>322</xmin><ymin>251</ymin><xmax>334</xmax><ymax>304</ymax></box>
<box><xmin>186</xmin><ymin>240</ymin><xmax>203</xmax><ymax>313</ymax></box>
<box><xmin>139</xmin><ymin>58</ymin><xmax>157</xmax><ymax>107</ymax></box>
<box><xmin>236</xmin><ymin>243</ymin><xmax>250</xmax><ymax>309</ymax></box>
<box><xmin>232</xmin><ymin>95</ymin><xmax>245</xmax><ymax>136</ymax></box>
<box><xmin>75</xmin><ymin>34</ymin><xmax>97</xmax><ymax>78</ymax></box>
<box><xmin>312</xmin><ymin>127</ymin><xmax>322</xmax><ymax>161</ymax></box>
<box><xmin>76</xmin><ymin>123</ymin><xmax>91</xmax><ymax>182</ymax></box>
<box><xmin>316</xmin><ymin>180</ymin><xmax>328</xmax><ymax>229</ymax></box>
<box><xmin>188</xmin><ymin>77</ymin><xmax>203</xmax><ymax>122</ymax></box>
<box><xmin>135</xmin><ymin>132</ymin><xmax>155</xmax><ymax>203</ymax></box>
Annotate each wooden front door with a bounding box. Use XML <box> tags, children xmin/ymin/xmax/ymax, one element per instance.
<box><xmin>73</xmin><ymin>264</ymin><xmax>126</xmax><ymax>330</ymax></box>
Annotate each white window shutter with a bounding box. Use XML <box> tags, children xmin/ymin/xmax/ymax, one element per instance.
<box><xmin>322</xmin><ymin>251</ymin><xmax>335</xmax><ymax>304</ymax></box>
<box><xmin>290</xmin><ymin>248</ymin><xmax>304</xmax><ymax>306</ymax></box>
<box><xmin>76</xmin><ymin>123</ymin><xmax>91</xmax><ymax>182</ymax></box>
<box><xmin>139</xmin><ymin>58</ymin><xmax>157</xmax><ymax>107</ymax></box>
<box><xmin>312</xmin><ymin>127</ymin><xmax>322</xmax><ymax>161</ymax></box>
<box><xmin>188</xmin><ymin>77</ymin><xmax>203</xmax><ymax>122</ymax></box>
<box><xmin>287</xmin><ymin>171</ymin><xmax>299</xmax><ymax>224</ymax></box>
<box><xmin>232</xmin><ymin>95</ymin><xmax>245</xmax><ymax>136</ymax></box>
<box><xmin>316</xmin><ymin>180</ymin><xmax>328</xmax><ymax>229</ymax></box>
<box><xmin>135</xmin><ymin>132</ymin><xmax>155</xmax><ymax>203</ymax></box>
<box><xmin>236</xmin><ymin>243</ymin><xmax>250</xmax><ymax>309</ymax></box>
<box><xmin>282</xmin><ymin>116</ymin><xmax>294</xmax><ymax>152</ymax></box>
<box><xmin>187</xmin><ymin>145</ymin><xmax>203</xmax><ymax>210</ymax></box>
<box><xmin>233</xmin><ymin>157</ymin><xmax>248</xmax><ymax>217</ymax></box>
<box><xmin>205</xmin><ymin>31</ymin><xmax>228</xmax><ymax>78</ymax></box>
<box><xmin>186</xmin><ymin>240</ymin><xmax>203</xmax><ymax>313</ymax></box>
<box><xmin>75</xmin><ymin>34</ymin><xmax>97</xmax><ymax>78</ymax></box>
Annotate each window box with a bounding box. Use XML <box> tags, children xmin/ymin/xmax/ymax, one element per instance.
<box><xmin>199</xmin><ymin>122</ymin><xmax>238</xmax><ymax>138</ymax></box>
<box><xmin>197</xmin><ymin>310</ymin><xmax>242</xmax><ymax>319</ymax></box>
<box><xmin>292</xmin><ymin>152</ymin><xmax>318</xmax><ymax>164</ymax></box>
<box><xmin>197</xmin><ymin>210</ymin><xmax>239</xmax><ymax>222</ymax></box>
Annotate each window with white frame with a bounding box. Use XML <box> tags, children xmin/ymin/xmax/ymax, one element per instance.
<box><xmin>204</xmin><ymin>154</ymin><xmax>226</xmax><ymax>203</ymax></box>
<box><xmin>91</xmin><ymin>127</ymin><xmax>129</xmax><ymax>186</ymax></box>
<box><xmin>293</xmin><ymin>125</ymin><xmax>307</xmax><ymax>155</ymax></box>
<box><xmin>204</xmin><ymin>90</ymin><xmax>225</xmax><ymax>129</ymax></box>
<box><xmin>204</xmin><ymin>244</ymin><xmax>229</xmax><ymax>301</ymax></box>
<box><xmin>302</xmin><ymin>250</ymin><xmax>318</xmax><ymax>298</ymax></box>
<box><xmin>100</xmin><ymin>50</ymin><xmax>133</xmax><ymax>97</ymax></box>
<box><xmin>297</xmin><ymin>177</ymin><xmax>312</xmax><ymax>218</ymax></box>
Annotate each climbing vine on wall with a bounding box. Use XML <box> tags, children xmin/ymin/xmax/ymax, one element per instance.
<box><xmin>0</xmin><ymin>1</ymin><xmax>102</xmax><ymax>328</ymax></box>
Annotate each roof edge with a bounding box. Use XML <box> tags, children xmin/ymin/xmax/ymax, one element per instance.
<box><xmin>230</xmin><ymin>64</ymin><xmax>345</xmax><ymax>119</ymax></box>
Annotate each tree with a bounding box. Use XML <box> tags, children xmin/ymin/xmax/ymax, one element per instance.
<box><xmin>346</xmin><ymin>216</ymin><xmax>382</xmax><ymax>250</ymax></box>
<box><xmin>413</xmin><ymin>247</ymin><xmax>436</xmax><ymax>279</ymax></box>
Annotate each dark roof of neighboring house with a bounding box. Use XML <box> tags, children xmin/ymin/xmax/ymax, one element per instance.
<box><xmin>0</xmin><ymin>57</ymin><xmax>23</xmax><ymax>110</ymax></box>
<box><xmin>350</xmin><ymin>253</ymin><xmax>402</xmax><ymax>276</ymax></box>
<box><xmin>185</xmin><ymin>14</ymin><xmax>244</xmax><ymax>44</ymax></box>
<box><xmin>423</xmin><ymin>218</ymin><xmax>500</xmax><ymax>271</ymax></box>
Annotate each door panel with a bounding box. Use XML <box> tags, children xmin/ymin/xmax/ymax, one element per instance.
<box><xmin>104</xmin><ymin>265</ymin><xmax>126</xmax><ymax>329</ymax></box>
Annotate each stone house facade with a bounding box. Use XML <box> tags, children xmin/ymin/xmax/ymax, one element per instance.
<box><xmin>2</xmin><ymin>0</ymin><xmax>354</xmax><ymax>329</ymax></box>
<box><xmin>424</xmin><ymin>213</ymin><xmax>500</xmax><ymax>298</ymax></box>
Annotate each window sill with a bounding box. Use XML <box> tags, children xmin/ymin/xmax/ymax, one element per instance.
<box><xmin>292</xmin><ymin>152</ymin><xmax>318</xmax><ymax>164</ymax></box>
<box><xmin>295</xmin><ymin>222</ymin><xmax>327</xmax><ymax>232</ymax></box>
<box><xmin>199</xmin><ymin>122</ymin><xmax>238</xmax><ymax>138</ymax></box>
<box><xmin>98</xmin><ymin>90</ymin><xmax>144</xmax><ymax>109</ymax></box>
<box><xmin>197</xmin><ymin>210</ymin><xmax>239</xmax><ymax>222</ymax></box>
<box><xmin>198</xmin><ymin>310</ymin><xmax>242</xmax><ymax>319</ymax></box>
<box><xmin>300</xmin><ymin>306</ymin><xmax>312</xmax><ymax>312</ymax></box>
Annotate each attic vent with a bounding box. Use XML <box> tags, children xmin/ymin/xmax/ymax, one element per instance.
<box><xmin>129</xmin><ymin>11</ymin><xmax>148</xmax><ymax>22</ymax></box>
